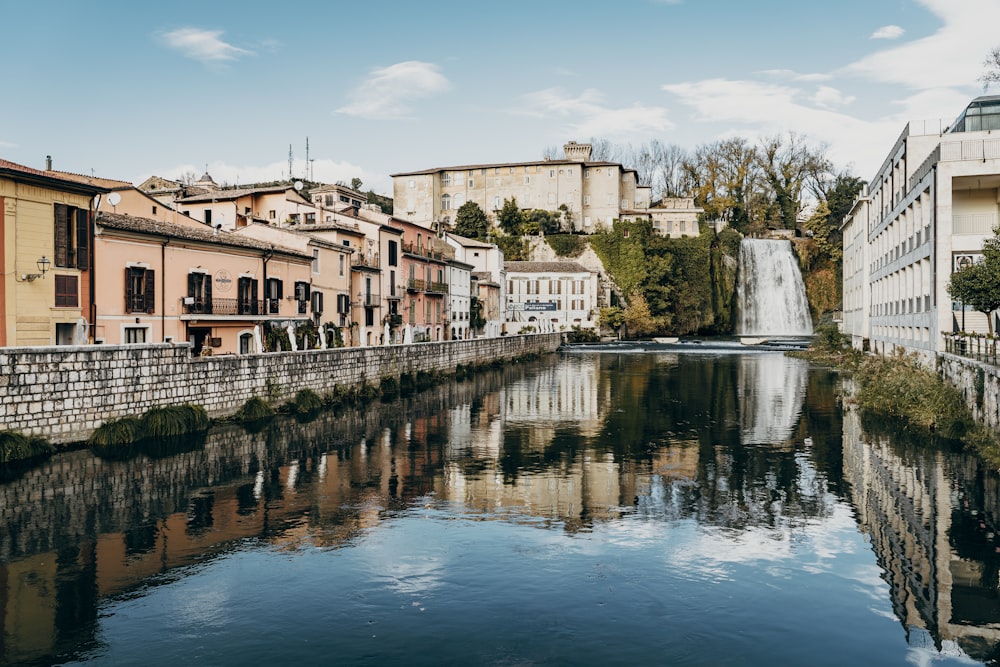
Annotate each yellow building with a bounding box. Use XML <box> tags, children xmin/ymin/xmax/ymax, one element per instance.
<box><xmin>0</xmin><ymin>158</ymin><xmax>108</xmax><ymax>347</ymax></box>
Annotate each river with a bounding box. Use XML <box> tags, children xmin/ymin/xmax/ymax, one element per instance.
<box><xmin>1</xmin><ymin>343</ymin><xmax>999</xmax><ymax>665</ymax></box>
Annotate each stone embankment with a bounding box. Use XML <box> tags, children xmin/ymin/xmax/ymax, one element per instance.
<box><xmin>939</xmin><ymin>353</ymin><xmax>1000</xmax><ymax>430</ymax></box>
<box><xmin>0</xmin><ymin>333</ymin><xmax>563</xmax><ymax>445</ymax></box>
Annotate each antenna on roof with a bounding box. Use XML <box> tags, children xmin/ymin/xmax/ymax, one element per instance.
<box><xmin>305</xmin><ymin>137</ymin><xmax>310</xmax><ymax>179</ymax></box>
<box><xmin>288</xmin><ymin>144</ymin><xmax>294</xmax><ymax>181</ymax></box>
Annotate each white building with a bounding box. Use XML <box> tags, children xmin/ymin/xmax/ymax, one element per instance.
<box><xmin>842</xmin><ymin>95</ymin><xmax>1000</xmax><ymax>359</ymax></box>
<box><xmin>505</xmin><ymin>261</ymin><xmax>599</xmax><ymax>333</ymax></box>
<box><xmin>446</xmin><ymin>259</ymin><xmax>473</xmax><ymax>340</ymax></box>
<box><xmin>445</xmin><ymin>233</ymin><xmax>506</xmax><ymax>337</ymax></box>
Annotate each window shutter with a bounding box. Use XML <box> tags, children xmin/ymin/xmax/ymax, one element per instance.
<box><xmin>125</xmin><ymin>268</ymin><xmax>134</xmax><ymax>314</ymax></box>
<box><xmin>145</xmin><ymin>269</ymin><xmax>156</xmax><ymax>313</ymax></box>
<box><xmin>251</xmin><ymin>279</ymin><xmax>258</xmax><ymax>302</ymax></box>
<box><xmin>188</xmin><ymin>272</ymin><xmax>197</xmax><ymax>297</ymax></box>
<box><xmin>54</xmin><ymin>204</ymin><xmax>70</xmax><ymax>267</ymax></box>
<box><xmin>75</xmin><ymin>209</ymin><xmax>90</xmax><ymax>270</ymax></box>
<box><xmin>277</xmin><ymin>279</ymin><xmax>283</xmax><ymax>299</ymax></box>
<box><xmin>204</xmin><ymin>274</ymin><xmax>213</xmax><ymax>313</ymax></box>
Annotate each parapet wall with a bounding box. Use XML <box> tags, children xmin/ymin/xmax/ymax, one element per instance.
<box><xmin>938</xmin><ymin>353</ymin><xmax>1000</xmax><ymax>430</ymax></box>
<box><xmin>0</xmin><ymin>333</ymin><xmax>563</xmax><ymax>444</ymax></box>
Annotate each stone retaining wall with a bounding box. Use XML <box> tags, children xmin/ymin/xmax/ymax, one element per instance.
<box><xmin>938</xmin><ymin>352</ymin><xmax>1000</xmax><ymax>430</ymax></box>
<box><xmin>0</xmin><ymin>333</ymin><xmax>563</xmax><ymax>444</ymax></box>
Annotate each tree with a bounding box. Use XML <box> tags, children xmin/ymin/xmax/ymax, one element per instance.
<box><xmin>498</xmin><ymin>198</ymin><xmax>524</xmax><ymax>235</ymax></box>
<box><xmin>454</xmin><ymin>201</ymin><xmax>489</xmax><ymax>239</ymax></box>
<box><xmin>980</xmin><ymin>46</ymin><xmax>1000</xmax><ymax>90</ymax></box>
<box><xmin>758</xmin><ymin>133</ymin><xmax>831</xmax><ymax>230</ymax></box>
<box><xmin>351</xmin><ymin>177</ymin><xmax>363</xmax><ymax>191</ymax></box>
<box><xmin>599</xmin><ymin>306</ymin><xmax>625</xmax><ymax>338</ymax></box>
<box><xmin>947</xmin><ymin>261</ymin><xmax>1000</xmax><ymax>335</ymax></box>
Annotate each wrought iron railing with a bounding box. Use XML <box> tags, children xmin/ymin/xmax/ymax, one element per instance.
<box><xmin>182</xmin><ymin>298</ymin><xmax>265</xmax><ymax>316</ymax></box>
<box><xmin>944</xmin><ymin>333</ymin><xmax>1000</xmax><ymax>364</ymax></box>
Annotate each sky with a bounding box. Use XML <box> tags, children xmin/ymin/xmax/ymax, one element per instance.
<box><xmin>2</xmin><ymin>0</ymin><xmax>999</xmax><ymax>196</ymax></box>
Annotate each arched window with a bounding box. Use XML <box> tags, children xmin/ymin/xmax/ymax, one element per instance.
<box><xmin>441</xmin><ymin>194</ymin><xmax>451</xmax><ymax>211</ymax></box>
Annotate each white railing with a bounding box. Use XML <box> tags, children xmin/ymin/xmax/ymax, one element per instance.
<box><xmin>940</xmin><ymin>138</ymin><xmax>1000</xmax><ymax>161</ymax></box>
<box><xmin>953</xmin><ymin>212</ymin><xmax>998</xmax><ymax>235</ymax></box>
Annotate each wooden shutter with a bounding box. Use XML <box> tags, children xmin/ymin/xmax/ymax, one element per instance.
<box><xmin>204</xmin><ymin>274</ymin><xmax>212</xmax><ymax>314</ymax></box>
<box><xmin>124</xmin><ymin>268</ymin><xmax>134</xmax><ymax>313</ymax></box>
<box><xmin>54</xmin><ymin>204</ymin><xmax>70</xmax><ymax>267</ymax></box>
<box><xmin>145</xmin><ymin>269</ymin><xmax>156</xmax><ymax>313</ymax></box>
<box><xmin>187</xmin><ymin>272</ymin><xmax>197</xmax><ymax>297</ymax></box>
<box><xmin>75</xmin><ymin>208</ymin><xmax>90</xmax><ymax>270</ymax></box>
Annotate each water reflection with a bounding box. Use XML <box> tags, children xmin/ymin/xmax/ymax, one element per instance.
<box><xmin>1</xmin><ymin>349</ymin><xmax>1000</xmax><ymax>664</ymax></box>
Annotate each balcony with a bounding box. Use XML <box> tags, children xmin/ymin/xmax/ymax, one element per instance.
<box><xmin>428</xmin><ymin>281</ymin><xmax>449</xmax><ymax>294</ymax></box>
<box><xmin>352</xmin><ymin>252</ymin><xmax>380</xmax><ymax>269</ymax></box>
<box><xmin>407</xmin><ymin>278</ymin><xmax>426</xmax><ymax>292</ymax></box>
<box><xmin>402</xmin><ymin>241</ymin><xmax>446</xmax><ymax>261</ymax></box>
<box><xmin>182</xmin><ymin>298</ymin><xmax>265</xmax><ymax>316</ymax></box>
<box><xmin>357</xmin><ymin>292</ymin><xmax>380</xmax><ymax>307</ymax></box>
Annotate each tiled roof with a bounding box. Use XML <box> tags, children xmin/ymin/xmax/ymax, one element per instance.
<box><xmin>446</xmin><ymin>233</ymin><xmax>494</xmax><ymax>248</ymax></box>
<box><xmin>504</xmin><ymin>261</ymin><xmax>591</xmax><ymax>274</ymax></box>
<box><xmin>176</xmin><ymin>184</ymin><xmax>292</xmax><ymax>203</ymax></box>
<box><xmin>97</xmin><ymin>212</ymin><xmax>311</xmax><ymax>259</ymax></box>
<box><xmin>46</xmin><ymin>170</ymin><xmax>133</xmax><ymax>189</ymax></box>
<box><xmin>0</xmin><ymin>158</ymin><xmax>110</xmax><ymax>193</ymax></box>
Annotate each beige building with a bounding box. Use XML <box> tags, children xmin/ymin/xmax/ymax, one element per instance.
<box><xmin>392</xmin><ymin>141</ymin><xmax>650</xmax><ymax>232</ymax></box>
<box><xmin>630</xmin><ymin>197</ymin><xmax>704</xmax><ymax>238</ymax></box>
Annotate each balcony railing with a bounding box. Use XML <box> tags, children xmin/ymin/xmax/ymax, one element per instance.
<box><xmin>428</xmin><ymin>281</ymin><xmax>449</xmax><ymax>294</ymax></box>
<box><xmin>945</xmin><ymin>333</ymin><xmax>1000</xmax><ymax>365</ymax></box>
<box><xmin>402</xmin><ymin>241</ymin><xmax>445</xmax><ymax>261</ymax></box>
<box><xmin>358</xmin><ymin>292</ymin><xmax>380</xmax><ymax>307</ymax></box>
<box><xmin>183</xmin><ymin>298</ymin><xmax>265</xmax><ymax>316</ymax></box>
<box><xmin>407</xmin><ymin>278</ymin><xmax>426</xmax><ymax>292</ymax></box>
<box><xmin>352</xmin><ymin>252</ymin><xmax>380</xmax><ymax>269</ymax></box>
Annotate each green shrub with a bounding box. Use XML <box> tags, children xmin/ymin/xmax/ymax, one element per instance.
<box><xmin>235</xmin><ymin>397</ymin><xmax>274</xmax><ymax>422</ymax></box>
<box><xmin>0</xmin><ymin>431</ymin><xmax>54</xmax><ymax>463</ymax></box>
<box><xmin>141</xmin><ymin>404</ymin><xmax>209</xmax><ymax>438</ymax></box>
<box><xmin>399</xmin><ymin>373</ymin><xmax>416</xmax><ymax>393</ymax></box>
<box><xmin>357</xmin><ymin>383</ymin><xmax>381</xmax><ymax>402</ymax></box>
<box><xmin>326</xmin><ymin>385</ymin><xmax>349</xmax><ymax>406</ymax></box>
<box><xmin>856</xmin><ymin>354</ymin><xmax>970</xmax><ymax>438</ymax></box>
<box><xmin>293</xmin><ymin>388</ymin><xmax>324</xmax><ymax>414</ymax></box>
<box><xmin>88</xmin><ymin>417</ymin><xmax>143</xmax><ymax>447</ymax></box>
<box><xmin>545</xmin><ymin>234</ymin><xmax>586</xmax><ymax>258</ymax></box>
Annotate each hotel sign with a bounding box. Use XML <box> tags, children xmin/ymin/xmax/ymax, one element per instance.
<box><xmin>523</xmin><ymin>302</ymin><xmax>557</xmax><ymax>312</ymax></box>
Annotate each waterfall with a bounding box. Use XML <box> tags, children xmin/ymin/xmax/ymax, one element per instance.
<box><xmin>735</xmin><ymin>238</ymin><xmax>813</xmax><ymax>336</ymax></box>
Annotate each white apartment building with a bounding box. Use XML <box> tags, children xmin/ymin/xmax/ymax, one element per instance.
<box><xmin>505</xmin><ymin>261</ymin><xmax>599</xmax><ymax>333</ymax></box>
<box><xmin>392</xmin><ymin>142</ymin><xmax>650</xmax><ymax>233</ymax></box>
<box><xmin>446</xmin><ymin>259</ymin><xmax>473</xmax><ymax>340</ymax></box>
<box><xmin>445</xmin><ymin>232</ymin><xmax>506</xmax><ymax>337</ymax></box>
<box><xmin>842</xmin><ymin>95</ymin><xmax>1000</xmax><ymax>359</ymax></box>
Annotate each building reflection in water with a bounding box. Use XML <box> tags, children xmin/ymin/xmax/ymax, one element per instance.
<box><xmin>4</xmin><ymin>350</ymin><xmax>1000</xmax><ymax>663</ymax></box>
<box><xmin>843</xmin><ymin>404</ymin><xmax>1000</xmax><ymax>663</ymax></box>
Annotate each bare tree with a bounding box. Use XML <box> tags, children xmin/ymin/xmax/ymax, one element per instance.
<box><xmin>980</xmin><ymin>46</ymin><xmax>1000</xmax><ymax>91</ymax></box>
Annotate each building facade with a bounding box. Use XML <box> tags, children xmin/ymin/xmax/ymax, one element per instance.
<box><xmin>505</xmin><ymin>261</ymin><xmax>599</xmax><ymax>333</ymax></box>
<box><xmin>392</xmin><ymin>142</ymin><xmax>650</xmax><ymax>233</ymax></box>
<box><xmin>0</xmin><ymin>159</ymin><xmax>107</xmax><ymax>346</ymax></box>
<box><xmin>842</xmin><ymin>95</ymin><xmax>1000</xmax><ymax>359</ymax></box>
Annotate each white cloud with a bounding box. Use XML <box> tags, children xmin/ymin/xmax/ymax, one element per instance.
<box><xmin>870</xmin><ymin>25</ymin><xmax>904</xmax><ymax>40</ymax></box>
<box><xmin>842</xmin><ymin>0</ymin><xmax>1000</xmax><ymax>89</ymax></box>
<box><xmin>757</xmin><ymin>69</ymin><xmax>832</xmax><ymax>83</ymax></box>
<box><xmin>812</xmin><ymin>85</ymin><xmax>856</xmax><ymax>109</ymax></box>
<box><xmin>661</xmin><ymin>78</ymin><xmax>895</xmax><ymax>176</ymax></box>
<box><xmin>337</xmin><ymin>61</ymin><xmax>451</xmax><ymax>120</ymax></box>
<box><xmin>158</xmin><ymin>27</ymin><xmax>252</xmax><ymax>64</ymax></box>
<box><xmin>516</xmin><ymin>87</ymin><xmax>674</xmax><ymax>139</ymax></box>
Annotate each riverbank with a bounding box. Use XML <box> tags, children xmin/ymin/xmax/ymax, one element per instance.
<box><xmin>0</xmin><ymin>333</ymin><xmax>563</xmax><ymax>448</ymax></box>
<box><xmin>795</xmin><ymin>326</ymin><xmax>1000</xmax><ymax>468</ymax></box>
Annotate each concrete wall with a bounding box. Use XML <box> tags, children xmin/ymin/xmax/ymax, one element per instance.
<box><xmin>0</xmin><ymin>333</ymin><xmax>562</xmax><ymax>445</ymax></box>
<box><xmin>938</xmin><ymin>353</ymin><xmax>1000</xmax><ymax>429</ymax></box>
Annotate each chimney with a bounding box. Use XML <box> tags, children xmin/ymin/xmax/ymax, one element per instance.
<box><xmin>45</xmin><ymin>155</ymin><xmax>52</xmax><ymax>171</ymax></box>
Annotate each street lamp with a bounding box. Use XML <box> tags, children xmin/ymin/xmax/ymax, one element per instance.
<box><xmin>23</xmin><ymin>256</ymin><xmax>51</xmax><ymax>282</ymax></box>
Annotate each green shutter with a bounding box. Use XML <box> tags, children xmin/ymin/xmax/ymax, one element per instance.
<box><xmin>124</xmin><ymin>268</ymin><xmax>134</xmax><ymax>313</ymax></box>
<box><xmin>75</xmin><ymin>208</ymin><xmax>90</xmax><ymax>270</ymax></box>
<box><xmin>54</xmin><ymin>204</ymin><xmax>70</xmax><ymax>267</ymax></box>
<box><xmin>145</xmin><ymin>269</ymin><xmax>156</xmax><ymax>314</ymax></box>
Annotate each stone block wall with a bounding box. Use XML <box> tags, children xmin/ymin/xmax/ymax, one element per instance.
<box><xmin>938</xmin><ymin>353</ymin><xmax>1000</xmax><ymax>430</ymax></box>
<box><xmin>0</xmin><ymin>333</ymin><xmax>563</xmax><ymax>444</ymax></box>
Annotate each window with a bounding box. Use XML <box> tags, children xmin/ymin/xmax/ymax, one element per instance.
<box><xmin>524</xmin><ymin>176</ymin><xmax>530</xmax><ymax>185</ymax></box>
<box><xmin>311</xmin><ymin>290</ymin><xmax>323</xmax><ymax>314</ymax></box>
<box><xmin>124</xmin><ymin>326</ymin><xmax>147</xmax><ymax>344</ymax></box>
<box><xmin>390</xmin><ymin>269</ymin><xmax>396</xmax><ymax>297</ymax></box>
<box><xmin>338</xmin><ymin>254</ymin><xmax>345</xmax><ymax>276</ymax></box>
<box><xmin>442</xmin><ymin>193</ymin><xmax>451</xmax><ymax>211</ymax></box>
<box><xmin>204</xmin><ymin>210</ymin><xmax>212</xmax><ymax>225</ymax></box>
<box><xmin>295</xmin><ymin>281</ymin><xmax>311</xmax><ymax>314</ymax></box>
<box><xmin>54</xmin><ymin>204</ymin><xmax>89</xmax><ymax>270</ymax></box>
<box><xmin>125</xmin><ymin>266</ymin><xmax>155</xmax><ymax>314</ymax></box>
<box><xmin>584</xmin><ymin>170</ymin><xmax>590</xmax><ymax>179</ymax></box>
<box><xmin>238</xmin><ymin>276</ymin><xmax>258</xmax><ymax>315</ymax></box>
<box><xmin>567</xmin><ymin>169</ymin><xmax>573</xmax><ymax>176</ymax></box>
<box><xmin>408</xmin><ymin>179</ymin><xmax>415</xmax><ymax>188</ymax></box>
<box><xmin>152</xmin><ymin>205</ymin><xmax>158</xmax><ymax>215</ymax></box>
<box><xmin>265</xmin><ymin>277</ymin><xmax>283</xmax><ymax>314</ymax></box>
<box><xmin>493</xmin><ymin>195</ymin><xmax>501</xmax><ymax>210</ymax></box>
<box><xmin>509</xmin><ymin>167</ymin><xmax>515</xmax><ymax>174</ymax></box>
<box><xmin>312</xmin><ymin>249</ymin><xmax>320</xmax><ymax>274</ymax></box>
<box><xmin>55</xmin><ymin>274</ymin><xmax>78</xmax><ymax>307</ymax></box>
<box><xmin>549</xmin><ymin>169</ymin><xmax>555</xmax><ymax>178</ymax></box>
<box><xmin>188</xmin><ymin>272</ymin><xmax>212</xmax><ymax>313</ymax></box>
<box><xmin>337</xmin><ymin>293</ymin><xmax>351</xmax><ymax>314</ymax></box>
<box><xmin>494</xmin><ymin>167</ymin><xmax>500</xmax><ymax>175</ymax></box>
<box><xmin>388</xmin><ymin>240</ymin><xmax>398</xmax><ymax>266</ymax></box>
<box><xmin>441</xmin><ymin>173</ymin><xmax>451</xmax><ymax>186</ymax></box>
<box><xmin>468</xmin><ymin>179</ymin><xmax>474</xmax><ymax>188</ymax></box>
<box><xmin>305</xmin><ymin>212</ymin><xmax>316</xmax><ymax>224</ymax></box>
<box><xmin>584</xmin><ymin>195</ymin><xmax>591</xmax><ymax>205</ymax></box>
<box><xmin>269</xmin><ymin>210</ymin><xmax>276</xmax><ymax>219</ymax></box>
